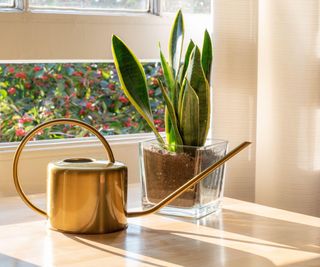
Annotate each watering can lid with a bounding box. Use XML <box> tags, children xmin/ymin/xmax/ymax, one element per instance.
<box><xmin>49</xmin><ymin>158</ymin><xmax>126</xmax><ymax>171</ymax></box>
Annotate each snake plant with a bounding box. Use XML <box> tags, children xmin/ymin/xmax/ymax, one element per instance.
<box><xmin>112</xmin><ymin>10</ymin><xmax>212</xmax><ymax>148</ymax></box>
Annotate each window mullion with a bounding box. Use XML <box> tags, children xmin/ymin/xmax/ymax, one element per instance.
<box><xmin>22</xmin><ymin>0</ymin><xmax>27</xmax><ymax>10</ymax></box>
<box><xmin>150</xmin><ymin>0</ymin><xmax>161</xmax><ymax>15</ymax></box>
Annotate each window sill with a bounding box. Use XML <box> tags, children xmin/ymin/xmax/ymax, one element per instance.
<box><xmin>0</xmin><ymin>132</ymin><xmax>158</xmax><ymax>154</ymax></box>
<box><xmin>0</xmin><ymin>11</ymin><xmax>172</xmax><ymax>25</ymax></box>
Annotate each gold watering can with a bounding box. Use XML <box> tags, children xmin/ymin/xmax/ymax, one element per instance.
<box><xmin>13</xmin><ymin>118</ymin><xmax>250</xmax><ymax>234</ymax></box>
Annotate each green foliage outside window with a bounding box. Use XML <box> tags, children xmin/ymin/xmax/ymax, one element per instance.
<box><xmin>0</xmin><ymin>62</ymin><xmax>164</xmax><ymax>142</ymax></box>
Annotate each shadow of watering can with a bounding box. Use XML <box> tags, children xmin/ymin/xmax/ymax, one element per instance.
<box><xmin>13</xmin><ymin>119</ymin><xmax>251</xmax><ymax>234</ymax></box>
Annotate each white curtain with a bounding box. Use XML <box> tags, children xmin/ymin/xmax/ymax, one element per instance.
<box><xmin>213</xmin><ymin>0</ymin><xmax>320</xmax><ymax>217</ymax></box>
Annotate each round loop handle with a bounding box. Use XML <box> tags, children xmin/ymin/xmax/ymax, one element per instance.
<box><xmin>13</xmin><ymin>118</ymin><xmax>115</xmax><ymax>217</ymax></box>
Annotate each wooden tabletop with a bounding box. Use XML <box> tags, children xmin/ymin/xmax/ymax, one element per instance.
<box><xmin>0</xmin><ymin>186</ymin><xmax>319</xmax><ymax>267</ymax></box>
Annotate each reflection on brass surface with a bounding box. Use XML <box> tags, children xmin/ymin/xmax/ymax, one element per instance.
<box><xmin>13</xmin><ymin>118</ymin><xmax>251</xmax><ymax>234</ymax></box>
<box><xmin>48</xmin><ymin>159</ymin><xmax>127</xmax><ymax>234</ymax></box>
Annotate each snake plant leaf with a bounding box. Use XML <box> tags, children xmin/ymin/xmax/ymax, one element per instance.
<box><xmin>185</xmin><ymin>46</ymin><xmax>210</xmax><ymax>146</ymax></box>
<box><xmin>160</xmin><ymin>47</ymin><xmax>181</xmax><ymax>146</ymax></box>
<box><xmin>179</xmin><ymin>80</ymin><xmax>199</xmax><ymax>146</ymax></box>
<box><xmin>174</xmin><ymin>80</ymin><xmax>181</xmax><ymax>111</ymax></box>
<box><xmin>165</xmin><ymin>80</ymin><xmax>182</xmax><ymax>146</ymax></box>
<box><xmin>201</xmin><ymin>30</ymin><xmax>213</xmax><ymax>83</ymax></box>
<box><xmin>159</xmin><ymin>80</ymin><xmax>183</xmax><ymax>146</ymax></box>
<box><xmin>169</xmin><ymin>9</ymin><xmax>184</xmax><ymax>78</ymax></box>
<box><xmin>160</xmin><ymin>49</ymin><xmax>176</xmax><ymax>145</ymax></box>
<box><xmin>177</xmin><ymin>41</ymin><xmax>195</xmax><ymax>116</ymax></box>
<box><xmin>111</xmin><ymin>35</ymin><xmax>164</xmax><ymax>144</ymax></box>
<box><xmin>180</xmin><ymin>39</ymin><xmax>195</xmax><ymax>85</ymax></box>
<box><xmin>164</xmin><ymin>108</ymin><xmax>175</xmax><ymax>146</ymax></box>
<box><xmin>160</xmin><ymin>49</ymin><xmax>175</xmax><ymax>95</ymax></box>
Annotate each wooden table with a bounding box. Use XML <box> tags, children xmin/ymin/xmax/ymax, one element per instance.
<box><xmin>0</xmin><ymin>186</ymin><xmax>319</xmax><ymax>267</ymax></box>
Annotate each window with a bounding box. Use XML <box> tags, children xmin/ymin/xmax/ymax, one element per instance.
<box><xmin>29</xmin><ymin>0</ymin><xmax>149</xmax><ymax>12</ymax></box>
<box><xmin>0</xmin><ymin>0</ymin><xmax>13</xmax><ymax>7</ymax></box>
<box><xmin>0</xmin><ymin>0</ymin><xmax>211</xmax><ymax>14</ymax></box>
<box><xmin>0</xmin><ymin>62</ymin><xmax>164</xmax><ymax>142</ymax></box>
<box><xmin>0</xmin><ymin>0</ymin><xmax>212</xmax><ymax>196</ymax></box>
<box><xmin>0</xmin><ymin>0</ymin><xmax>22</xmax><ymax>10</ymax></box>
<box><xmin>163</xmin><ymin>0</ymin><xmax>211</xmax><ymax>14</ymax></box>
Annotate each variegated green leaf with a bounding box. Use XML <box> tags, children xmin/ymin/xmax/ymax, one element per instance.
<box><xmin>164</xmin><ymin>107</ymin><xmax>175</xmax><ymax>146</ymax></box>
<box><xmin>180</xmin><ymin>39</ymin><xmax>195</xmax><ymax>85</ymax></box>
<box><xmin>185</xmin><ymin>46</ymin><xmax>210</xmax><ymax>146</ymax></box>
<box><xmin>169</xmin><ymin>9</ymin><xmax>184</xmax><ymax>78</ymax></box>
<box><xmin>160</xmin><ymin>49</ymin><xmax>176</xmax><ymax>145</ymax></box>
<box><xmin>173</xmin><ymin>80</ymin><xmax>181</xmax><ymax>111</ymax></box>
<box><xmin>160</xmin><ymin>49</ymin><xmax>175</xmax><ymax>95</ymax></box>
<box><xmin>179</xmin><ymin>80</ymin><xmax>199</xmax><ymax>146</ymax></box>
<box><xmin>201</xmin><ymin>30</ymin><xmax>213</xmax><ymax>83</ymax></box>
<box><xmin>166</xmin><ymin>80</ymin><xmax>182</xmax><ymax>146</ymax></box>
<box><xmin>111</xmin><ymin>35</ymin><xmax>164</xmax><ymax>144</ymax></box>
<box><xmin>159</xmin><ymin>80</ymin><xmax>183</xmax><ymax>146</ymax></box>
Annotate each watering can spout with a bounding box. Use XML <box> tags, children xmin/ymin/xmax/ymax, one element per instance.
<box><xmin>126</xmin><ymin>141</ymin><xmax>251</xmax><ymax>218</ymax></box>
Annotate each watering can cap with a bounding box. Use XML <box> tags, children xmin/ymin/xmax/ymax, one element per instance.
<box><xmin>49</xmin><ymin>158</ymin><xmax>126</xmax><ymax>170</ymax></box>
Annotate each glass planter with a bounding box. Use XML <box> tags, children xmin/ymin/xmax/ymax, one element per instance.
<box><xmin>139</xmin><ymin>139</ymin><xmax>228</xmax><ymax>218</ymax></box>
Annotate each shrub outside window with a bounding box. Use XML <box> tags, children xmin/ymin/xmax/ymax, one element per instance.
<box><xmin>0</xmin><ymin>63</ymin><xmax>165</xmax><ymax>142</ymax></box>
<box><xmin>163</xmin><ymin>0</ymin><xmax>211</xmax><ymax>14</ymax></box>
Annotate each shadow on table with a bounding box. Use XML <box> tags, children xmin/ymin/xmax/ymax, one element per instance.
<box><xmin>65</xmin><ymin>225</ymin><xmax>277</xmax><ymax>267</ymax></box>
<box><xmin>0</xmin><ymin>253</ymin><xmax>39</xmax><ymax>267</ymax></box>
<box><xmin>63</xmin><ymin>208</ymin><xmax>320</xmax><ymax>267</ymax></box>
<box><xmin>197</xmin><ymin>209</ymin><xmax>320</xmax><ymax>254</ymax></box>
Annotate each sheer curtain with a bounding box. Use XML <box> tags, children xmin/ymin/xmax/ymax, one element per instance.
<box><xmin>213</xmin><ymin>0</ymin><xmax>320</xmax><ymax>217</ymax></box>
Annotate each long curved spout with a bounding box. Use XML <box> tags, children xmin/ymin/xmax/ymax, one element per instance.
<box><xmin>127</xmin><ymin>141</ymin><xmax>251</xmax><ymax>217</ymax></box>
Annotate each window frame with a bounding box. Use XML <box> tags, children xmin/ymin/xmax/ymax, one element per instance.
<box><xmin>1</xmin><ymin>0</ymin><xmax>159</xmax><ymax>15</ymax></box>
<box><xmin>0</xmin><ymin>0</ymin><xmax>23</xmax><ymax>12</ymax></box>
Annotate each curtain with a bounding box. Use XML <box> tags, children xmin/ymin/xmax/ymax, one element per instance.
<box><xmin>213</xmin><ymin>0</ymin><xmax>320</xmax><ymax>217</ymax></box>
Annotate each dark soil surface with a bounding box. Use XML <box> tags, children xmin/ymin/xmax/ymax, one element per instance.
<box><xmin>143</xmin><ymin>146</ymin><xmax>218</xmax><ymax>207</ymax></box>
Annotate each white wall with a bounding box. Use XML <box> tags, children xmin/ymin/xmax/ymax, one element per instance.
<box><xmin>256</xmin><ymin>0</ymin><xmax>320</xmax><ymax>217</ymax></box>
<box><xmin>212</xmin><ymin>0</ymin><xmax>258</xmax><ymax>202</ymax></box>
<box><xmin>0</xmin><ymin>12</ymin><xmax>209</xmax><ymax>60</ymax></box>
<box><xmin>0</xmin><ymin>137</ymin><xmax>143</xmax><ymax>197</ymax></box>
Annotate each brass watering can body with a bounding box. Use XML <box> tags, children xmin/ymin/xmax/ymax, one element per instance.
<box><xmin>47</xmin><ymin>159</ymin><xmax>128</xmax><ymax>233</ymax></box>
<box><xmin>13</xmin><ymin>119</ymin><xmax>250</xmax><ymax>234</ymax></box>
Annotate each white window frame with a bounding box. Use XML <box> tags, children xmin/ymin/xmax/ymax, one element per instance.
<box><xmin>0</xmin><ymin>0</ymin><xmax>23</xmax><ymax>12</ymax></box>
<box><xmin>1</xmin><ymin>0</ymin><xmax>158</xmax><ymax>15</ymax></box>
<box><xmin>0</xmin><ymin>2</ymin><xmax>212</xmax><ymax>196</ymax></box>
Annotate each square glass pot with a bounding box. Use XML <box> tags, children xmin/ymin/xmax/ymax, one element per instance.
<box><xmin>139</xmin><ymin>139</ymin><xmax>228</xmax><ymax>218</ymax></box>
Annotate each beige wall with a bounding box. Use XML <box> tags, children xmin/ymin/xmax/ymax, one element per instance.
<box><xmin>0</xmin><ymin>12</ymin><xmax>209</xmax><ymax>60</ymax></box>
<box><xmin>0</xmin><ymin>13</ymin><xmax>168</xmax><ymax>60</ymax></box>
<box><xmin>212</xmin><ymin>0</ymin><xmax>258</xmax><ymax>202</ymax></box>
<box><xmin>0</xmin><ymin>140</ymin><xmax>141</xmax><ymax>197</ymax></box>
<box><xmin>256</xmin><ymin>0</ymin><xmax>320</xmax><ymax>217</ymax></box>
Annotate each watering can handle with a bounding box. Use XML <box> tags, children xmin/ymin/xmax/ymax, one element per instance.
<box><xmin>12</xmin><ymin>118</ymin><xmax>115</xmax><ymax>218</ymax></box>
